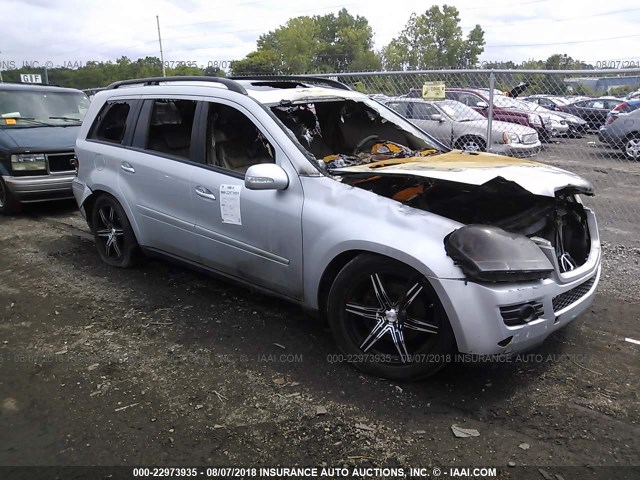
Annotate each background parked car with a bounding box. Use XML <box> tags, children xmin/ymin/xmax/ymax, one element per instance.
<box><xmin>0</xmin><ymin>83</ymin><xmax>90</xmax><ymax>214</ymax></box>
<box><xmin>522</xmin><ymin>96</ymin><xmax>588</xmax><ymax>136</ymax></box>
<box><xmin>384</xmin><ymin>98</ymin><xmax>541</xmax><ymax>156</ymax></box>
<box><xmin>599</xmin><ymin>99</ymin><xmax>640</xmax><ymax>159</ymax></box>
<box><xmin>523</xmin><ymin>95</ymin><xmax>571</xmax><ymax>111</ymax></box>
<box><xmin>445</xmin><ymin>88</ymin><xmax>551</xmax><ymax>141</ymax></box>
<box><xmin>558</xmin><ymin>97</ymin><xmax>623</xmax><ymax>130</ymax></box>
<box><xmin>515</xmin><ymin>100</ymin><xmax>569</xmax><ymax>138</ymax></box>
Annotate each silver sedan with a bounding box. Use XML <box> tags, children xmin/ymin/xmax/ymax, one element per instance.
<box><xmin>384</xmin><ymin>98</ymin><xmax>541</xmax><ymax>157</ymax></box>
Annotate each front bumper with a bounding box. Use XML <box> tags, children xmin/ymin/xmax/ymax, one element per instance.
<box><xmin>492</xmin><ymin>141</ymin><xmax>541</xmax><ymax>157</ymax></box>
<box><xmin>3</xmin><ymin>173</ymin><xmax>75</xmax><ymax>203</ymax></box>
<box><xmin>551</xmin><ymin>124</ymin><xmax>570</xmax><ymax>136</ymax></box>
<box><xmin>433</xmin><ymin>208</ymin><xmax>601</xmax><ymax>355</ymax></box>
<box><xmin>436</xmin><ymin>266</ymin><xmax>600</xmax><ymax>355</ymax></box>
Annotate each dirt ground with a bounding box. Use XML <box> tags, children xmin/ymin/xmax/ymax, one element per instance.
<box><xmin>0</xmin><ymin>137</ymin><xmax>639</xmax><ymax>479</ymax></box>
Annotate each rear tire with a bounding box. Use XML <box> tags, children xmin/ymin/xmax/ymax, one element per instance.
<box><xmin>327</xmin><ymin>254</ymin><xmax>456</xmax><ymax>381</ymax></box>
<box><xmin>0</xmin><ymin>176</ymin><xmax>21</xmax><ymax>215</ymax></box>
<box><xmin>91</xmin><ymin>195</ymin><xmax>140</xmax><ymax>268</ymax></box>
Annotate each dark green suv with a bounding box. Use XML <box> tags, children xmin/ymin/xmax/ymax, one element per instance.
<box><xmin>0</xmin><ymin>83</ymin><xmax>89</xmax><ymax>213</ymax></box>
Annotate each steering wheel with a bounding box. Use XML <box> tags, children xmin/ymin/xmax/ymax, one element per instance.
<box><xmin>353</xmin><ymin>135</ymin><xmax>379</xmax><ymax>156</ymax></box>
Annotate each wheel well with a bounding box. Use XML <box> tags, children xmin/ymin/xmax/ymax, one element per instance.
<box><xmin>82</xmin><ymin>190</ymin><xmax>113</xmax><ymax>232</ymax></box>
<box><xmin>624</xmin><ymin>131</ymin><xmax>640</xmax><ymax>141</ymax></box>
<box><xmin>317</xmin><ymin>250</ymin><xmax>430</xmax><ymax>318</ymax></box>
<box><xmin>317</xmin><ymin>250</ymin><xmax>366</xmax><ymax>318</ymax></box>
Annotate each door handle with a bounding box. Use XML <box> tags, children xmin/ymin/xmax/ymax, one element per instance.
<box><xmin>121</xmin><ymin>162</ymin><xmax>135</xmax><ymax>174</ymax></box>
<box><xmin>195</xmin><ymin>185</ymin><xmax>216</xmax><ymax>201</ymax></box>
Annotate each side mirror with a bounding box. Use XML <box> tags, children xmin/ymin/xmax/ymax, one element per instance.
<box><xmin>476</xmin><ymin>101</ymin><xmax>489</xmax><ymax>109</ymax></box>
<box><xmin>430</xmin><ymin>114</ymin><xmax>445</xmax><ymax>123</ymax></box>
<box><xmin>244</xmin><ymin>163</ymin><xmax>289</xmax><ymax>191</ymax></box>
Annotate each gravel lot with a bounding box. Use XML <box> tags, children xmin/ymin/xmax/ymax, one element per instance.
<box><xmin>0</xmin><ymin>135</ymin><xmax>638</xmax><ymax>479</ymax></box>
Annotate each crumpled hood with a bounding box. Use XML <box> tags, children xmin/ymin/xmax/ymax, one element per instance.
<box><xmin>0</xmin><ymin>125</ymin><xmax>79</xmax><ymax>151</ymax></box>
<box><xmin>332</xmin><ymin>150</ymin><xmax>593</xmax><ymax>198</ymax></box>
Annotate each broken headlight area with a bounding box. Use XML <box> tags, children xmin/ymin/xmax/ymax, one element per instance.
<box><xmin>444</xmin><ymin>225</ymin><xmax>554</xmax><ymax>282</ymax></box>
<box><xmin>341</xmin><ymin>174</ymin><xmax>592</xmax><ymax>279</ymax></box>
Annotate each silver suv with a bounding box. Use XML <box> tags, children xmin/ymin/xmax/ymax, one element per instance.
<box><xmin>73</xmin><ymin>76</ymin><xmax>601</xmax><ymax>380</ymax></box>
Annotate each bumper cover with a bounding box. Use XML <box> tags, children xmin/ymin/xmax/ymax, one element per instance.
<box><xmin>433</xmin><ymin>208</ymin><xmax>601</xmax><ymax>355</ymax></box>
<box><xmin>435</xmin><ymin>265</ymin><xmax>600</xmax><ymax>355</ymax></box>
<box><xmin>3</xmin><ymin>173</ymin><xmax>75</xmax><ymax>203</ymax></box>
<box><xmin>492</xmin><ymin>141</ymin><xmax>541</xmax><ymax>157</ymax></box>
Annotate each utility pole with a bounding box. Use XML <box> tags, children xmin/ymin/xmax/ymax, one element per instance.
<box><xmin>156</xmin><ymin>15</ymin><xmax>166</xmax><ymax>77</ymax></box>
<box><xmin>0</xmin><ymin>51</ymin><xmax>4</xmax><ymax>83</ymax></box>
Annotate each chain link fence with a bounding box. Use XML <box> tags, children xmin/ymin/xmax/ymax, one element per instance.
<box><xmin>307</xmin><ymin>68</ymin><xmax>640</xmax><ymax>249</ymax></box>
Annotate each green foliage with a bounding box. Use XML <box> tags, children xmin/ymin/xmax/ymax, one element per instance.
<box><xmin>230</xmin><ymin>8</ymin><xmax>380</xmax><ymax>75</ymax></box>
<box><xmin>381</xmin><ymin>5</ymin><xmax>485</xmax><ymax>70</ymax></box>
<box><xmin>0</xmin><ymin>56</ymin><xmax>226</xmax><ymax>89</ymax></box>
<box><xmin>608</xmin><ymin>85</ymin><xmax>634</xmax><ymax>96</ymax></box>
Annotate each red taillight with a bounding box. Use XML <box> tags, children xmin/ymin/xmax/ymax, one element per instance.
<box><xmin>605</xmin><ymin>115</ymin><xmax>617</xmax><ymax>125</ymax></box>
<box><xmin>613</xmin><ymin>102</ymin><xmax>627</xmax><ymax>112</ymax></box>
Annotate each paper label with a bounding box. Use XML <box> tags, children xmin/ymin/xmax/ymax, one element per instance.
<box><xmin>422</xmin><ymin>82</ymin><xmax>445</xmax><ymax>100</ymax></box>
<box><xmin>220</xmin><ymin>184</ymin><xmax>242</xmax><ymax>225</ymax></box>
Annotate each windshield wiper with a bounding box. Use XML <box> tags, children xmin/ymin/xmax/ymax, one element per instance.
<box><xmin>2</xmin><ymin>117</ymin><xmax>52</xmax><ymax>126</ymax></box>
<box><xmin>49</xmin><ymin>116</ymin><xmax>82</xmax><ymax>122</ymax></box>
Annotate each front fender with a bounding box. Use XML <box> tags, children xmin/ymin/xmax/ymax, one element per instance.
<box><xmin>300</xmin><ymin>176</ymin><xmax>466</xmax><ymax>309</ymax></box>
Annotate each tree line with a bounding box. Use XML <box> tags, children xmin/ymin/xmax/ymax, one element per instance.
<box><xmin>1</xmin><ymin>5</ymin><xmax>599</xmax><ymax>91</ymax></box>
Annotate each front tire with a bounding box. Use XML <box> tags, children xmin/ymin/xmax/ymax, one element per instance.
<box><xmin>455</xmin><ymin>136</ymin><xmax>485</xmax><ymax>152</ymax></box>
<box><xmin>91</xmin><ymin>195</ymin><xmax>140</xmax><ymax>268</ymax></box>
<box><xmin>0</xmin><ymin>176</ymin><xmax>21</xmax><ymax>215</ymax></box>
<box><xmin>327</xmin><ymin>254</ymin><xmax>456</xmax><ymax>381</ymax></box>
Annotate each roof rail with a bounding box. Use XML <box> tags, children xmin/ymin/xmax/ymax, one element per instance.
<box><xmin>105</xmin><ymin>76</ymin><xmax>247</xmax><ymax>95</ymax></box>
<box><xmin>229</xmin><ymin>75</ymin><xmax>352</xmax><ymax>91</ymax></box>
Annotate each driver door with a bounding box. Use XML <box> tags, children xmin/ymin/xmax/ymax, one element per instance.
<box><xmin>407</xmin><ymin>102</ymin><xmax>452</xmax><ymax>146</ymax></box>
<box><xmin>190</xmin><ymin>99</ymin><xmax>304</xmax><ymax>300</ymax></box>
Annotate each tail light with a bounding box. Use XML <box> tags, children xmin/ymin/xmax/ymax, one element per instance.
<box><xmin>605</xmin><ymin>114</ymin><xmax>618</xmax><ymax>126</ymax></box>
<box><xmin>612</xmin><ymin>102</ymin><xmax>627</xmax><ymax>112</ymax></box>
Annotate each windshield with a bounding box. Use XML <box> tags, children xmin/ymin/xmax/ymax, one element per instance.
<box><xmin>269</xmin><ymin>97</ymin><xmax>444</xmax><ymax>168</ymax></box>
<box><xmin>493</xmin><ymin>95</ymin><xmax>527</xmax><ymax>109</ymax></box>
<box><xmin>515</xmin><ymin>100</ymin><xmax>537</xmax><ymax>112</ymax></box>
<box><xmin>0</xmin><ymin>90</ymin><xmax>90</xmax><ymax>126</ymax></box>
<box><xmin>438</xmin><ymin>101</ymin><xmax>485</xmax><ymax>122</ymax></box>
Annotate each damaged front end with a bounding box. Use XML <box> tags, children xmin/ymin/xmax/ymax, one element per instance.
<box><xmin>337</xmin><ymin>164</ymin><xmax>594</xmax><ymax>283</ymax></box>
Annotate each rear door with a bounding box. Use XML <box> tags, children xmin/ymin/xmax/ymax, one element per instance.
<box><xmin>118</xmin><ymin>96</ymin><xmax>201</xmax><ymax>261</ymax></box>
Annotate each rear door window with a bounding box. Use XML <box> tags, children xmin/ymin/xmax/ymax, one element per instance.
<box><xmin>143</xmin><ymin>99</ymin><xmax>198</xmax><ymax>160</ymax></box>
<box><xmin>385</xmin><ymin>102</ymin><xmax>409</xmax><ymax>117</ymax></box>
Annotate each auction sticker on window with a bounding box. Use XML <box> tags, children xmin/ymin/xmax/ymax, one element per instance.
<box><xmin>220</xmin><ymin>184</ymin><xmax>242</xmax><ymax>225</ymax></box>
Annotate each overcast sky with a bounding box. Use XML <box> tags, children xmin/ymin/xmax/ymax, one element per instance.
<box><xmin>2</xmin><ymin>0</ymin><xmax>639</xmax><ymax>70</ymax></box>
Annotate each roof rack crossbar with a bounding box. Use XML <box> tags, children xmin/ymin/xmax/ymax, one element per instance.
<box><xmin>229</xmin><ymin>75</ymin><xmax>352</xmax><ymax>91</ymax></box>
<box><xmin>106</xmin><ymin>76</ymin><xmax>247</xmax><ymax>95</ymax></box>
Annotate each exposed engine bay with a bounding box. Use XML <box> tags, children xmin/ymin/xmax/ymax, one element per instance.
<box><xmin>270</xmin><ymin>96</ymin><xmax>592</xmax><ymax>275</ymax></box>
<box><xmin>341</xmin><ymin>173</ymin><xmax>592</xmax><ymax>273</ymax></box>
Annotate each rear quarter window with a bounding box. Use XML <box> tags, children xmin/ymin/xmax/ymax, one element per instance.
<box><xmin>88</xmin><ymin>100</ymin><xmax>134</xmax><ymax>144</ymax></box>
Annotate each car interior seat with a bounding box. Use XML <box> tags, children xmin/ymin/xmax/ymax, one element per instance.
<box><xmin>214</xmin><ymin>112</ymin><xmax>273</xmax><ymax>174</ymax></box>
<box><xmin>147</xmin><ymin>101</ymin><xmax>193</xmax><ymax>158</ymax></box>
